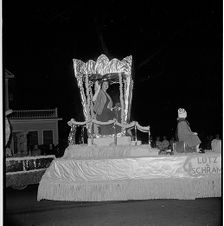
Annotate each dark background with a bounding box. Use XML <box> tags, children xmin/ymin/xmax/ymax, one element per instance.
<box><xmin>3</xmin><ymin>1</ymin><xmax>222</xmax><ymax>142</ymax></box>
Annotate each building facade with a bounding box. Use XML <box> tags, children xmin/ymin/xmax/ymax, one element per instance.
<box><xmin>8</xmin><ymin>109</ymin><xmax>62</xmax><ymax>156</ymax></box>
<box><xmin>5</xmin><ymin>70</ymin><xmax>62</xmax><ymax>156</ymax></box>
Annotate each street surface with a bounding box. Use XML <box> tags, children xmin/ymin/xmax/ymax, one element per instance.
<box><xmin>5</xmin><ymin>185</ymin><xmax>222</xmax><ymax>226</ymax></box>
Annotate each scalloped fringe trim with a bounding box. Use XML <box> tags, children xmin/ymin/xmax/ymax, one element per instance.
<box><xmin>37</xmin><ymin>177</ymin><xmax>221</xmax><ymax>201</ymax></box>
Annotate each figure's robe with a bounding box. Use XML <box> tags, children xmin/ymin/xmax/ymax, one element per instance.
<box><xmin>177</xmin><ymin>119</ymin><xmax>201</xmax><ymax>147</ymax></box>
<box><xmin>93</xmin><ymin>90</ymin><xmax>112</xmax><ymax>116</ymax></box>
<box><xmin>93</xmin><ymin>89</ymin><xmax>114</xmax><ymax>135</ymax></box>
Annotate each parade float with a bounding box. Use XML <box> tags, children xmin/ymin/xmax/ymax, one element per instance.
<box><xmin>5</xmin><ymin>108</ymin><xmax>59</xmax><ymax>189</ymax></box>
<box><xmin>6</xmin><ymin>155</ymin><xmax>55</xmax><ymax>189</ymax></box>
<box><xmin>5</xmin><ymin>109</ymin><xmax>56</xmax><ymax>189</ymax></box>
<box><xmin>37</xmin><ymin>54</ymin><xmax>221</xmax><ymax>201</ymax></box>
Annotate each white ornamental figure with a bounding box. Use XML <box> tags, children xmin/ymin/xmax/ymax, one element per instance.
<box><xmin>5</xmin><ymin>109</ymin><xmax>12</xmax><ymax>146</ymax></box>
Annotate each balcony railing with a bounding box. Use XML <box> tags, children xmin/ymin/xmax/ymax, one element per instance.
<box><xmin>9</xmin><ymin>108</ymin><xmax>58</xmax><ymax>120</ymax></box>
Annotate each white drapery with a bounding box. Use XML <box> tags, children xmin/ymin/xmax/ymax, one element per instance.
<box><xmin>38</xmin><ymin>153</ymin><xmax>221</xmax><ymax>201</ymax></box>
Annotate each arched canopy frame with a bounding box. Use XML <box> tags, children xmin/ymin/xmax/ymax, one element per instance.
<box><xmin>73</xmin><ymin>54</ymin><xmax>133</xmax><ymax>132</ymax></box>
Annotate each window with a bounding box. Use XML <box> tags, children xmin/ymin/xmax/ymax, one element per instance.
<box><xmin>12</xmin><ymin>132</ymin><xmax>19</xmax><ymax>154</ymax></box>
<box><xmin>27</xmin><ymin>131</ymin><xmax>38</xmax><ymax>146</ymax></box>
<box><xmin>43</xmin><ymin>130</ymin><xmax>53</xmax><ymax>145</ymax></box>
<box><xmin>12</xmin><ymin>132</ymin><xmax>26</xmax><ymax>154</ymax></box>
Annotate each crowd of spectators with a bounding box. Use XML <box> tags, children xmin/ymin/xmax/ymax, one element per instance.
<box><xmin>150</xmin><ymin>136</ymin><xmax>175</xmax><ymax>153</ymax></box>
<box><xmin>150</xmin><ymin>134</ymin><xmax>221</xmax><ymax>153</ymax></box>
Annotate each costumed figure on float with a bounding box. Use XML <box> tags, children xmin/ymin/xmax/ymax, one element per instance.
<box><xmin>176</xmin><ymin>108</ymin><xmax>201</xmax><ymax>152</ymax></box>
<box><xmin>93</xmin><ymin>80</ymin><xmax>116</xmax><ymax>136</ymax></box>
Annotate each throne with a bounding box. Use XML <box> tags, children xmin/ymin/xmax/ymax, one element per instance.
<box><xmin>68</xmin><ymin>54</ymin><xmax>149</xmax><ymax>146</ymax></box>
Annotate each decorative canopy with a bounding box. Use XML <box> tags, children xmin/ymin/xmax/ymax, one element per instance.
<box><xmin>73</xmin><ymin>54</ymin><xmax>132</xmax><ymax>79</ymax></box>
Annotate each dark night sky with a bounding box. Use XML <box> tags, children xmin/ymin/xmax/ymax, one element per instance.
<box><xmin>3</xmin><ymin>1</ymin><xmax>223</xmax><ymax>140</ymax></box>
